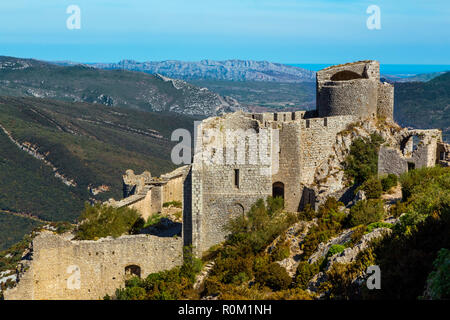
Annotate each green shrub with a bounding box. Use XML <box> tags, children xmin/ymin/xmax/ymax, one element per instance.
<box><xmin>367</xmin><ymin>222</ymin><xmax>393</xmax><ymax>233</ymax></box>
<box><xmin>225</xmin><ymin>197</ymin><xmax>297</xmax><ymax>254</ymax></box>
<box><xmin>298</xmin><ymin>204</ymin><xmax>316</xmax><ymax>221</ymax></box>
<box><xmin>143</xmin><ymin>214</ymin><xmax>162</xmax><ymax>228</ymax></box>
<box><xmin>266</xmin><ymin>196</ymin><xmax>284</xmax><ymax>216</ymax></box>
<box><xmin>344</xmin><ymin>133</ymin><xmax>384</xmax><ymax>185</ymax></box>
<box><xmin>359</xmin><ymin>176</ymin><xmax>383</xmax><ymax>199</ymax></box>
<box><xmin>255</xmin><ymin>262</ymin><xmax>292</xmax><ymax>291</ymax></box>
<box><xmin>295</xmin><ymin>261</ymin><xmax>320</xmax><ymax>289</ymax></box>
<box><xmin>327</xmin><ymin>244</ymin><xmax>346</xmax><ymax>258</ymax></box>
<box><xmin>422</xmin><ymin>248</ymin><xmax>450</xmax><ymax>300</ymax></box>
<box><xmin>399</xmin><ymin>166</ymin><xmax>448</xmax><ymax>201</ymax></box>
<box><xmin>271</xmin><ymin>240</ymin><xmax>291</xmax><ymax>262</ymax></box>
<box><xmin>389</xmin><ymin>200</ymin><xmax>409</xmax><ymax>218</ymax></box>
<box><xmin>381</xmin><ymin>174</ymin><xmax>398</xmax><ymax>192</ymax></box>
<box><xmin>211</xmin><ymin>255</ymin><xmax>253</xmax><ymax>285</ymax></box>
<box><xmin>348</xmin><ymin>199</ymin><xmax>385</xmax><ymax>227</ymax></box>
<box><xmin>75</xmin><ymin>203</ymin><xmax>144</xmax><ymax>240</ymax></box>
<box><xmin>396</xmin><ymin>167</ymin><xmax>450</xmax><ymax>235</ymax></box>
<box><xmin>346</xmin><ymin>225</ymin><xmax>367</xmax><ymax>247</ymax></box>
<box><xmin>301</xmin><ymin>198</ymin><xmax>346</xmax><ymax>259</ymax></box>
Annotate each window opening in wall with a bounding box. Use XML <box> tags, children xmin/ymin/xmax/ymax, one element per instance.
<box><xmin>125</xmin><ymin>265</ymin><xmax>141</xmax><ymax>279</ymax></box>
<box><xmin>274</xmin><ymin>113</ymin><xmax>278</xmax><ymax>121</ymax></box>
<box><xmin>292</xmin><ymin>112</ymin><xmax>296</xmax><ymax>121</ymax></box>
<box><xmin>306</xmin><ymin>119</ymin><xmax>310</xmax><ymax>128</ymax></box>
<box><xmin>407</xmin><ymin>162</ymin><xmax>415</xmax><ymax>171</ymax></box>
<box><xmin>234</xmin><ymin>169</ymin><xmax>240</xmax><ymax>188</ymax></box>
<box><xmin>324</xmin><ymin>118</ymin><xmax>328</xmax><ymax>126</ymax></box>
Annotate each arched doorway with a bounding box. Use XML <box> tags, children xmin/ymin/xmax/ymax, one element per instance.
<box><xmin>330</xmin><ymin>70</ymin><xmax>364</xmax><ymax>81</ymax></box>
<box><xmin>272</xmin><ymin>182</ymin><xmax>285</xmax><ymax>199</ymax></box>
<box><xmin>125</xmin><ymin>265</ymin><xmax>141</xmax><ymax>279</ymax></box>
<box><xmin>228</xmin><ymin>203</ymin><xmax>245</xmax><ymax>218</ymax></box>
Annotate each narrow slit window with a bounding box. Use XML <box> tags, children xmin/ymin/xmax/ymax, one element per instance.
<box><xmin>234</xmin><ymin>169</ymin><xmax>240</xmax><ymax>188</ymax></box>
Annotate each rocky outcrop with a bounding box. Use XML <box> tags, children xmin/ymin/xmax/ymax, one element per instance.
<box><xmin>307</xmin><ymin>227</ymin><xmax>392</xmax><ymax>293</ymax></box>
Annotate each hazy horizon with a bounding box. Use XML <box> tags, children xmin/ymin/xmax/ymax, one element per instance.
<box><xmin>0</xmin><ymin>0</ymin><xmax>449</xmax><ymax>65</ymax></box>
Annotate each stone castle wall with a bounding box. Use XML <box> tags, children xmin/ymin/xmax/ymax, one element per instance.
<box><xmin>4</xmin><ymin>232</ymin><xmax>183</xmax><ymax>300</ymax></box>
<box><xmin>377</xmin><ymin>82</ymin><xmax>394</xmax><ymax>120</ymax></box>
<box><xmin>187</xmin><ymin>113</ymin><xmax>275</xmax><ymax>255</ymax></box>
<box><xmin>299</xmin><ymin>115</ymin><xmax>356</xmax><ymax>185</ymax></box>
<box><xmin>187</xmin><ymin>111</ymin><xmax>359</xmax><ymax>255</ymax></box>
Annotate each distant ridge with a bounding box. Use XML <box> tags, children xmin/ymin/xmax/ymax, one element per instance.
<box><xmin>53</xmin><ymin>59</ymin><xmax>316</xmax><ymax>83</ymax></box>
<box><xmin>0</xmin><ymin>56</ymin><xmax>243</xmax><ymax>117</ymax></box>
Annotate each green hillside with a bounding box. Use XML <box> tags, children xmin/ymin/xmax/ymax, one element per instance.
<box><xmin>0</xmin><ymin>96</ymin><xmax>196</xmax><ymax>223</ymax></box>
<box><xmin>0</xmin><ymin>56</ymin><xmax>240</xmax><ymax>116</ymax></box>
<box><xmin>0</xmin><ymin>213</ymin><xmax>43</xmax><ymax>251</ymax></box>
<box><xmin>394</xmin><ymin>72</ymin><xmax>450</xmax><ymax>142</ymax></box>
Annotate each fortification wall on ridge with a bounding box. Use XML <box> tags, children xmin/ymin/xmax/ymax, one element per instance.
<box><xmin>4</xmin><ymin>232</ymin><xmax>183</xmax><ymax>300</ymax></box>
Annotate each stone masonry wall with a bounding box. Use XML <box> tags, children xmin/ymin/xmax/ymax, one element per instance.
<box><xmin>4</xmin><ymin>232</ymin><xmax>183</xmax><ymax>300</ymax></box>
<box><xmin>272</xmin><ymin>122</ymin><xmax>303</xmax><ymax>212</ymax></box>
<box><xmin>378</xmin><ymin>146</ymin><xmax>408</xmax><ymax>176</ymax></box>
<box><xmin>299</xmin><ymin>115</ymin><xmax>356</xmax><ymax>185</ymax></box>
<box><xmin>377</xmin><ymin>82</ymin><xmax>394</xmax><ymax>120</ymax></box>
<box><xmin>317</xmin><ymin>79</ymin><xmax>378</xmax><ymax>119</ymax></box>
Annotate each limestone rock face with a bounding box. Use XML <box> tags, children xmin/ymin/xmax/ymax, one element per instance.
<box><xmin>307</xmin><ymin>227</ymin><xmax>392</xmax><ymax>293</ymax></box>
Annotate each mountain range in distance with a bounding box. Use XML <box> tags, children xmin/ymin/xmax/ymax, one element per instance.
<box><xmin>54</xmin><ymin>59</ymin><xmax>317</xmax><ymax>83</ymax></box>
<box><xmin>0</xmin><ymin>56</ymin><xmax>242</xmax><ymax>117</ymax></box>
<box><xmin>53</xmin><ymin>59</ymin><xmax>448</xmax><ymax>84</ymax></box>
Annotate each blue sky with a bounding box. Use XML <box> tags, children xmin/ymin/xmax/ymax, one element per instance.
<box><xmin>0</xmin><ymin>0</ymin><xmax>449</xmax><ymax>64</ymax></box>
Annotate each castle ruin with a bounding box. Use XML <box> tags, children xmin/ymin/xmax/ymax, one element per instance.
<box><xmin>5</xmin><ymin>60</ymin><xmax>449</xmax><ymax>300</ymax></box>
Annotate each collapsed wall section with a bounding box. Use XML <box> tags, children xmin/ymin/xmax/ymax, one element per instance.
<box><xmin>4</xmin><ymin>232</ymin><xmax>183</xmax><ymax>300</ymax></box>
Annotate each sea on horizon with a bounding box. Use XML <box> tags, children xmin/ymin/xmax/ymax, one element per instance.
<box><xmin>289</xmin><ymin>63</ymin><xmax>450</xmax><ymax>77</ymax></box>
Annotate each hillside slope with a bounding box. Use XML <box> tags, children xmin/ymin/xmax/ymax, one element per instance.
<box><xmin>0</xmin><ymin>56</ymin><xmax>242</xmax><ymax>116</ymax></box>
<box><xmin>0</xmin><ymin>96</ymin><xmax>196</xmax><ymax>223</ymax></box>
<box><xmin>394</xmin><ymin>72</ymin><xmax>450</xmax><ymax>142</ymax></box>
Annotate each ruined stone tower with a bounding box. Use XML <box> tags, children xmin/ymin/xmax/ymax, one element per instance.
<box><xmin>316</xmin><ymin>60</ymin><xmax>394</xmax><ymax>121</ymax></box>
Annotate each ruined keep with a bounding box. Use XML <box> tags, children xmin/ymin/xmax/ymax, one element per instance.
<box><xmin>316</xmin><ymin>60</ymin><xmax>394</xmax><ymax>121</ymax></box>
<box><xmin>5</xmin><ymin>60</ymin><xmax>449</xmax><ymax>300</ymax></box>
